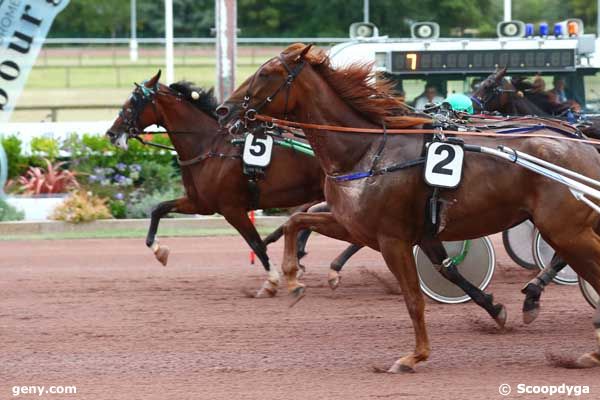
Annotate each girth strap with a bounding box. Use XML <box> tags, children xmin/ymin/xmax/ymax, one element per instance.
<box><xmin>247</xmin><ymin>178</ymin><xmax>261</xmax><ymax>210</ymax></box>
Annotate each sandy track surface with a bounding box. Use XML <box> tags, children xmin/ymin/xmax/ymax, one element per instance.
<box><xmin>1</xmin><ymin>235</ymin><xmax>598</xmax><ymax>399</ymax></box>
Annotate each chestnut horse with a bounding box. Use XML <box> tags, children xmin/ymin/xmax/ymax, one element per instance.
<box><xmin>107</xmin><ymin>73</ymin><xmax>512</xmax><ymax>325</ymax></box>
<box><xmin>217</xmin><ymin>44</ymin><xmax>600</xmax><ymax>372</ymax></box>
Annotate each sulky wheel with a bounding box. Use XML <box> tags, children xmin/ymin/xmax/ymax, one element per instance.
<box><xmin>414</xmin><ymin>237</ymin><xmax>496</xmax><ymax>304</ymax></box>
<box><xmin>532</xmin><ymin>229</ymin><xmax>579</xmax><ymax>285</ymax></box>
<box><xmin>502</xmin><ymin>220</ymin><xmax>537</xmax><ymax>270</ymax></box>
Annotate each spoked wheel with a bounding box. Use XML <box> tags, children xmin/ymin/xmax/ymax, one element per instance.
<box><xmin>414</xmin><ymin>237</ymin><xmax>496</xmax><ymax>304</ymax></box>
<box><xmin>579</xmin><ymin>278</ymin><xmax>599</xmax><ymax>309</ymax></box>
<box><xmin>502</xmin><ymin>220</ymin><xmax>537</xmax><ymax>270</ymax></box>
<box><xmin>532</xmin><ymin>229</ymin><xmax>579</xmax><ymax>285</ymax></box>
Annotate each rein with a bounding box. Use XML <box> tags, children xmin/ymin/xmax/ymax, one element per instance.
<box><xmin>253</xmin><ymin>114</ymin><xmax>600</xmax><ymax>146</ymax></box>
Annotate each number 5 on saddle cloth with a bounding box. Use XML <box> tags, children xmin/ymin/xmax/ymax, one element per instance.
<box><xmin>241</xmin><ymin>132</ymin><xmax>275</xmax><ymax>210</ymax></box>
<box><xmin>243</xmin><ymin>132</ymin><xmax>274</xmax><ymax>170</ymax></box>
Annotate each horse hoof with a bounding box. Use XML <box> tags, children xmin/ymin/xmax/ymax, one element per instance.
<box><xmin>296</xmin><ymin>264</ymin><xmax>306</xmax><ymax>279</ymax></box>
<box><xmin>154</xmin><ymin>245</ymin><xmax>170</xmax><ymax>266</ymax></box>
<box><xmin>288</xmin><ymin>285</ymin><xmax>306</xmax><ymax>307</ymax></box>
<box><xmin>575</xmin><ymin>352</ymin><xmax>600</xmax><ymax>368</ymax></box>
<box><xmin>255</xmin><ymin>287</ymin><xmax>277</xmax><ymax>298</ymax></box>
<box><xmin>327</xmin><ymin>270</ymin><xmax>341</xmax><ymax>290</ymax></box>
<box><xmin>385</xmin><ymin>360</ymin><xmax>416</xmax><ymax>374</ymax></box>
<box><xmin>494</xmin><ymin>305</ymin><xmax>507</xmax><ymax>328</ymax></box>
<box><xmin>523</xmin><ymin>306</ymin><xmax>539</xmax><ymax>325</ymax></box>
<box><xmin>397</xmin><ymin>364</ymin><xmax>416</xmax><ymax>374</ymax></box>
<box><xmin>255</xmin><ymin>279</ymin><xmax>279</xmax><ymax>298</ymax></box>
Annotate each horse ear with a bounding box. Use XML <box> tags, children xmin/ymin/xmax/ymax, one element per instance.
<box><xmin>494</xmin><ymin>67</ymin><xmax>507</xmax><ymax>83</ymax></box>
<box><xmin>296</xmin><ymin>44</ymin><xmax>313</xmax><ymax>61</ymax></box>
<box><xmin>146</xmin><ymin>70</ymin><xmax>162</xmax><ymax>88</ymax></box>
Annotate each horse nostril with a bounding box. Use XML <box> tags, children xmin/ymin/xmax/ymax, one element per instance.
<box><xmin>216</xmin><ymin>105</ymin><xmax>230</xmax><ymax>117</ymax></box>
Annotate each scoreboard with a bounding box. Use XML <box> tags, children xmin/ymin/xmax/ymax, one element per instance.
<box><xmin>381</xmin><ymin>49</ymin><xmax>576</xmax><ymax>74</ymax></box>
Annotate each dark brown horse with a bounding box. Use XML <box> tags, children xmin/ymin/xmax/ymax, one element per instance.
<box><xmin>471</xmin><ymin>68</ymin><xmax>600</xmax><ymax>138</ymax></box>
<box><xmin>471</xmin><ymin>69</ymin><xmax>597</xmax><ymax>322</ymax></box>
<box><xmin>106</xmin><ymin>71</ymin><xmax>329</xmax><ymax>296</ymax></box>
<box><xmin>218</xmin><ymin>43</ymin><xmax>600</xmax><ymax>372</ymax></box>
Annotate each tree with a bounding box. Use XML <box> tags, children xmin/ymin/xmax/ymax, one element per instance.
<box><xmin>569</xmin><ymin>0</ymin><xmax>597</xmax><ymax>33</ymax></box>
<box><xmin>48</xmin><ymin>0</ymin><xmax>599</xmax><ymax>39</ymax></box>
<box><xmin>51</xmin><ymin>0</ymin><xmax>130</xmax><ymax>37</ymax></box>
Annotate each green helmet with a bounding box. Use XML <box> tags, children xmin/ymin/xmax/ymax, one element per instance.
<box><xmin>443</xmin><ymin>93</ymin><xmax>474</xmax><ymax>114</ymax></box>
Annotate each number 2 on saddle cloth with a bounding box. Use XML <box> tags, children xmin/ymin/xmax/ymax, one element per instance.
<box><xmin>424</xmin><ymin>136</ymin><xmax>466</xmax><ymax>234</ymax></box>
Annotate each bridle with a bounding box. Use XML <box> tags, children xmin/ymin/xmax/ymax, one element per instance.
<box><xmin>116</xmin><ymin>82</ymin><xmax>215</xmax><ymax>151</ymax></box>
<box><xmin>115</xmin><ymin>82</ymin><xmax>248</xmax><ymax>166</ymax></box>
<box><xmin>119</xmin><ymin>81</ymin><xmax>165</xmax><ymax>138</ymax></box>
<box><xmin>239</xmin><ymin>53</ymin><xmax>307</xmax><ymax>128</ymax></box>
<box><xmin>470</xmin><ymin>77</ymin><xmax>516</xmax><ymax>112</ymax></box>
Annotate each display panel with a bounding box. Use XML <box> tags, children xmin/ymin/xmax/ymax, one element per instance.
<box><xmin>383</xmin><ymin>49</ymin><xmax>576</xmax><ymax>73</ymax></box>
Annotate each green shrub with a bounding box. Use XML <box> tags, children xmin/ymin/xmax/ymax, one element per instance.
<box><xmin>109</xmin><ymin>199</ymin><xmax>127</xmax><ymax>219</ymax></box>
<box><xmin>138</xmin><ymin>159</ymin><xmax>180</xmax><ymax>194</ymax></box>
<box><xmin>0</xmin><ymin>197</ymin><xmax>25</xmax><ymax>221</ymax></box>
<box><xmin>124</xmin><ymin>187</ymin><xmax>184</xmax><ymax>219</ymax></box>
<box><xmin>1</xmin><ymin>135</ymin><xmax>28</xmax><ymax>179</ymax></box>
<box><xmin>31</xmin><ymin>137</ymin><xmax>60</xmax><ymax>162</ymax></box>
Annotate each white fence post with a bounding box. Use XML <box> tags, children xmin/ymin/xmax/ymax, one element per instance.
<box><xmin>216</xmin><ymin>0</ymin><xmax>237</xmax><ymax>102</ymax></box>
<box><xmin>165</xmin><ymin>0</ymin><xmax>175</xmax><ymax>84</ymax></box>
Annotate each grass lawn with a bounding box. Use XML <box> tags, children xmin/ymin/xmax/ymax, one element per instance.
<box><xmin>12</xmin><ymin>45</ymin><xmax>600</xmax><ymax>122</ymax></box>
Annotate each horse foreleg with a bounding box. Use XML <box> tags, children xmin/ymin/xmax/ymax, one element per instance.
<box><xmin>420</xmin><ymin>238</ymin><xmax>506</xmax><ymax>328</ymax></box>
<box><xmin>521</xmin><ymin>254</ymin><xmax>566</xmax><ymax>324</ymax></box>
<box><xmin>328</xmin><ymin>244</ymin><xmax>364</xmax><ymax>290</ymax></box>
<box><xmin>262</xmin><ymin>201</ymin><xmax>319</xmax><ymax>247</ymax></box>
<box><xmin>263</xmin><ymin>225</ymin><xmax>284</xmax><ymax>247</ymax></box>
<box><xmin>294</xmin><ymin>201</ymin><xmax>335</xmax><ymax>277</ymax></box>
<box><xmin>281</xmin><ymin>212</ymin><xmax>355</xmax><ymax>303</ymax></box>
<box><xmin>223</xmin><ymin>210</ymin><xmax>279</xmax><ymax>298</ymax></box>
<box><xmin>379</xmin><ymin>237</ymin><xmax>430</xmax><ymax>373</ymax></box>
<box><xmin>298</xmin><ymin>201</ymin><xmax>365</xmax><ymax>288</ymax></box>
<box><xmin>146</xmin><ymin>197</ymin><xmax>199</xmax><ymax>266</ymax></box>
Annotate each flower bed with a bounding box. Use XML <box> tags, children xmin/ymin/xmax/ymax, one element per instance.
<box><xmin>1</xmin><ymin>133</ymin><xmax>180</xmax><ymax>221</ymax></box>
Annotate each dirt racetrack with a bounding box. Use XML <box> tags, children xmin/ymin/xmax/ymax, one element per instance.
<box><xmin>1</xmin><ymin>234</ymin><xmax>598</xmax><ymax>399</ymax></box>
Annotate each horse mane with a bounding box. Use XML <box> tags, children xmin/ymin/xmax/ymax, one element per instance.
<box><xmin>168</xmin><ymin>81</ymin><xmax>219</xmax><ymax>118</ymax></box>
<box><xmin>284</xmin><ymin>44</ymin><xmax>430</xmax><ymax>128</ymax></box>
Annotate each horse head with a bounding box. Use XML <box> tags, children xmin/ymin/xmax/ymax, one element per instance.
<box><xmin>107</xmin><ymin>71</ymin><xmax>219</xmax><ymax>150</ymax></box>
<box><xmin>470</xmin><ymin>67</ymin><xmax>509</xmax><ymax>112</ymax></box>
<box><xmin>107</xmin><ymin>70</ymin><xmax>164</xmax><ymax>150</ymax></box>
<box><xmin>216</xmin><ymin>43</ymin><xmax>314</xmax><ymax>129</ymax></box>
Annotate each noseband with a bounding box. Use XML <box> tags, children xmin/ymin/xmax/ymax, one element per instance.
<box><xmin>240</xmin><ymin>54</ymin><xmax>306</xmax><ymax>127</ymax></box>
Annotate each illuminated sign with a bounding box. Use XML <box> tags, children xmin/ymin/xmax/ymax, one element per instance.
<box><xmin>381</xmin><ymin>49</ymin><xmax>576</xmax><ymax>74</ymax></box>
